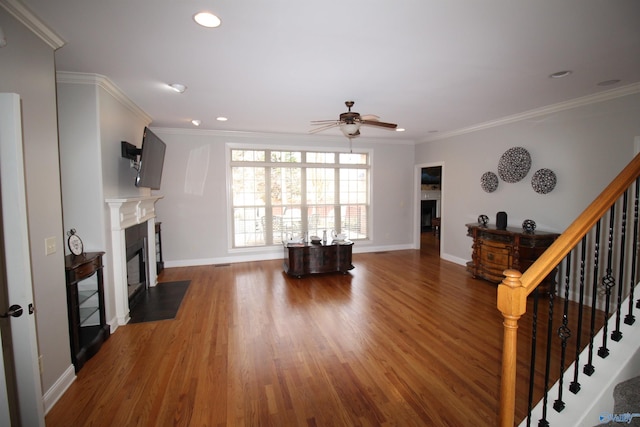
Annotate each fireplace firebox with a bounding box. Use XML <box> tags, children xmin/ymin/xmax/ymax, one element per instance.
<box><xmin>125</xmin><ymin>222</ymin><xmax>148</xmax><ymax>308</ymax></box>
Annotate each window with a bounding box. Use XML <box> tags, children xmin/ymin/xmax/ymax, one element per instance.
<box><xmin>230</xmin><ymin>148</ymin><xmax>370</xmax><ymax>248</ymax></box>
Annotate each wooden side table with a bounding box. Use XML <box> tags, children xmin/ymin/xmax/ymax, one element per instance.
<box><xmin>431</xmin><ymin>217</ymin><xmax>441</xmax><ymax>236</ymax></box>
<box><xmin>283</xmin><ymin>241</ymin><xmax>354</xmax><ymax>278</ymax></box>
<box><xmin>465</xmin><ymin>224</ymin><xmax>559</xmax><ymax>292</ymax></box>
<box><xmin>65</xmin><ymin>252</ymin><xmax>110</xmax><ymax>372</ymax></box>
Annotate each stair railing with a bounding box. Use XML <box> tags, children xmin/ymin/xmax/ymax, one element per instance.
<box><xmin>498</xmin><ymin>153</ymin><xmax>640</xmax><ymax>427</ymax></box>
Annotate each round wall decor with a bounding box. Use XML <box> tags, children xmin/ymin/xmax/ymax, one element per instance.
<box><xmin>497</xmin><ymin>147</ymin><xmax>531</xmax><ymax>183</ymax></box>
<box><xmin>531</xmin><ymin>168</ymin><xmax>557</xmax><ymax>194</ymax></box>
<box><xmin>480</xmin><ymin>171</ymin><xmax>499</xmax><ymax>193</ymax></box>
<box><xmin>522</xmin><ymin>219</ymin><xmax>536</xmax><ymax>233</ymax></box>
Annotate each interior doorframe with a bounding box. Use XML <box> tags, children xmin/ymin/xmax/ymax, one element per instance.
<box><xmin>413</xmin><ymin>161</ymin><xmax>444</xmax><ymax>250</ymax></box>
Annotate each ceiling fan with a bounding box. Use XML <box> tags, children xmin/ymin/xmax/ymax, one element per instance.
<box><xmin>310</xmin><ymin>101</ymin><xmax>397</xmax><ymax>138</ymax></box>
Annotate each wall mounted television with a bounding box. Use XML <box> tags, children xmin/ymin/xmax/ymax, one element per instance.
<box><xmin>121</xmin><ymin>127</ymin><xmax>166</xmax><ymax>190</ymax></box>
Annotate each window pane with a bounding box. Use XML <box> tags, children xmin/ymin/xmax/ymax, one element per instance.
<box><xmin>339</xmin><ymin>153</ymin><xmax>367</xmax><ymax>165</ymax></box>
<box><xmin>307</xmin><ymin>152</ymin><xmax>335</xmax><ymax>164</ymax></box>
<box><xmin>342</xmin><ymin>205</ymin><xmax>367</xmax><ymax>240</ymax></box>
<box><xmin>306</xmin><ymin>168</ymin><xmax>335</xmax><ymax>205</ymax></box>
<box><xmin>233</xmin><ymin>207</ymin><xmax>264</xmax><ymax>246</ymax></box>
<box><xmin>271</xmin><ymin>167</ymin><xmax>302</xmax><ymax>205</ymax></box>
<box><xmin>339</xmin><ymin>169</ymin><xmax>368</xmax><ymax>204</ymax></box>
<box><xmin>271</xmin><ymin>151</ymin><xmax>301</xmax><ymax>163</ymax></box>
<box><xmin>232</xmin><ymin>167</ymin><xmax>265</xmax><ymax>206</ymax></box>
<box><xmin>232</xmin><ymin>149</ymin><xmax>265</xmax><ymax>162</ymax></box>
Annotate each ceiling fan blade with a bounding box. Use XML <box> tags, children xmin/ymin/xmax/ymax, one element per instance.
<box><xmin>361</xmin><ymin>114</ymin><xmax>380</xmax><ymax>121</ymax></box>
<box><xmin>309</xmin><ymin>123</ymin><xmax>340</xmax><ymax>134</ymax></box>
<box><xmin>311</xmin><ymin>120</ymin><xmax>339</xmax><ymax>124</ymax></box>
<box><xmin>361</xmin><ymin>119</ymin><xmax>397</xmax><ymax>129</ymax></box>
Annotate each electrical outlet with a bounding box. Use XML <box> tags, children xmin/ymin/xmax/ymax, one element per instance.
<box><xmin>45</xmin><ymin>236</ymin><xmax>56</xmax><ymax>255</ymax></box>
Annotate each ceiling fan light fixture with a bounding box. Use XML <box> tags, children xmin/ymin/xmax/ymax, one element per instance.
<box><xmin>340</xmin><ymin>123</ymin><xmax>360</xmax><ymax>137</ymax></box>
<box><xmin>194</xmin><ymin>12</ymin><xmax>221</xmax><ymax>28</ymax></box>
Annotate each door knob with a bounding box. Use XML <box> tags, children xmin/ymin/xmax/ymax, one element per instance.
<box><xmin>0</xmin><ymin>304</ymin><xmax>23</xmax><ymax>318</ymax></box>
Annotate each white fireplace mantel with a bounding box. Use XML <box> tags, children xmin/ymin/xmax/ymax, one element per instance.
<box><xmin>106</xmin><ymin>195</ymin><xmax>163</xmax><ymax>325</ymax></box>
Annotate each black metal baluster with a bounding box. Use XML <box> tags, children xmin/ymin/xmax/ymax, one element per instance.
<box><xmin>526</xmin><ymin>286</ymin><xmax>540</xmax><ymax>427</ymax></box>
<box><xmin>626</xmin><ymin>177</ymin><xmax>639</xmax><ymax>324</ymax></box>
<box><xmin>598</xmin><ymin>206</ymin><xmax>616</xmax><ymax>359</ymax></box>
<box><xmin>538</xmin><ymin>276</ymin><xmax>557</xmax><ymax>427</ymax></box>
<box><xmin>570</xmin><ymin>237</ymin><xmax>587</xmax><ymax>393</ymax></box>
<box><xmin>612</xmin><ymin>192</ymin><xmax>628</xmax><ymax>341</ymax></box>
<box><xmin>584</xmin><ymin>221</ymin><xmax>601</xmax><ymax>375</ymax></box>
<box><xmin>554</xmin><ymin>255</ymin><xmax>572</xmax><ymax>412</ymax></box>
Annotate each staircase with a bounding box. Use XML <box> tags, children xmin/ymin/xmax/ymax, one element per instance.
<box><xmin>498</xmin><ymin>153</ymin><xmax>640</xmax><ymax>427</ymax></box>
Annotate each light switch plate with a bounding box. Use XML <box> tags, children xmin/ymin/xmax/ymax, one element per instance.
<box><xmin>45</xmin><ymin>236</ymin><xmax>56</xmax><ymax>255</ymax></box>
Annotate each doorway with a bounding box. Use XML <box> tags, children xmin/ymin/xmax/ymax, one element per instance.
<box><xmin>415</xmin><ymin>163</ymin><xmax>443</xmax><ymax>252</ymax></box>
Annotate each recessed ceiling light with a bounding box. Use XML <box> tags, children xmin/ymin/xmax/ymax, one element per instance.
<box><xmin>549</xmin><ymin>70</ymin><xmax>572</xmax><ymax>79</ymax></box>
<box><xmin>191</xmin><ymin>119</ymin><xmax>201</xmax><ymax>126</ymax></box>
<box><xmin>194</xmin><ymin>12</ymin><xmax>221</xmax><ymax>28</ymax></box>
<box><xmin>395</xmin><ymin>128</ymin><xmax>405</xmax><ymax>132</ymax></box>
<box><xmin>169</xmin><ymin>83</ymin><xmax>186</xmax><ymax>93</ymax></box>
<box><xmin>597</xmin><ymin>79</ymin><xmax>621</xmax><ymax>87</ymax></box>
<box><xmin>216</xmin><ymin>116</ymin><xmax>228</xmax><ymax>122</ymax></box>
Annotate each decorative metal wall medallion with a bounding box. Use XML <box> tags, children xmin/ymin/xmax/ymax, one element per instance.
<box><xmin>480</xmin><ymin>171</ymin><xmax>498</xmax><ymax>193</ymax></box>
<box><xmin>497</xmin><ymin>147</ymin><xmax>531</xmax><ymax>183</ymax></box>
<box><xmin>531</xmin><ymin>168</ymin><xmax>557</xmax><ymax>194</ymax></box>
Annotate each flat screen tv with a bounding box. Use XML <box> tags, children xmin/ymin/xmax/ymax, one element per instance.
<box><xmin>135</xmin><ymin>127</ymin><xmax>166</xmax><ymax>190</ymax></box>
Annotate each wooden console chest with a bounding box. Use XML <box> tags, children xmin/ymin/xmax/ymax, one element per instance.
<box><xmin>465</xmin><ymin>224</ymin><xmax>559</xmax><ymax>287</ymax></box>
<box><xmin>283</xmin><ymin>241</ymin><xmax>354</xmax><ymax>277</ymax></box>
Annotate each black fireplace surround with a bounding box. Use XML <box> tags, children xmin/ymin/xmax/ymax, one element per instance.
<box><xmin>125</xmin><ymin>222</ymin><xmax>147</xmax><ymax>307</ymax></box>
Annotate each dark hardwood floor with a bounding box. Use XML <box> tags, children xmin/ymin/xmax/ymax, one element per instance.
<box><xmin>45</xmin><ymin>234</ymin><xmax>587</xmax><ymax>426</ymax></box>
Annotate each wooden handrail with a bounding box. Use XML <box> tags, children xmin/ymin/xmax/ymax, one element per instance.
<box><xmin>497</xmin><ymin>152</ymin><xmax>640</xmax><ymax>427</ymax></box>
<box><xmin>520</xmin><ymin>153</ymin><xmax>640</xmax><ymax>295</ymax></box>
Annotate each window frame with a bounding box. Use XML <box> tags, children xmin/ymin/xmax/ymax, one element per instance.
<box><xmin>227</xmin><ymin>144</ymin><xmax>372</xmax><ymax>249</ymax></box>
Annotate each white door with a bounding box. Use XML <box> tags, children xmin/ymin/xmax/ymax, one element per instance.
<box><xmin>0</xmin><ymin>93</ymin><xmax>45</xmax><ymax>426</ymax></box>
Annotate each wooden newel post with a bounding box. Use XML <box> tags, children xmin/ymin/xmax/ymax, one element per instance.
<box><xmin>497</xmin><ymin>269</ymin><xmax>527</xmax><ymax>427</ymax></box>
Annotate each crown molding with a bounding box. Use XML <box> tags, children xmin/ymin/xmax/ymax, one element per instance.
<box><xmin>0</xmin><ymin>0</ymin><xmax>65</xmax><ymax>49</ymax></box>
<box><xmin>56</xmin><ymin>71</ymin><xmax>152</xmax><ymax>125</ymax></box>
<box><xmin>421</xmin><ymin>82</ymin><xmax>640</xmax><ymax>143</ymax></box>
<box><xmin>152</xmin><ymin>126</ymin><xmax>416</xmax><ymax>146</ymax></box>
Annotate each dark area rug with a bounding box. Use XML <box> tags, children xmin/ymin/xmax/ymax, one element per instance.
<box><xmin>129</xmin><ymin>280</ymin><xmax>190</xmax><ymax>324</ymax></box>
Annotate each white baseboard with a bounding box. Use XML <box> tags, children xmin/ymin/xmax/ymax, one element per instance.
<box><xmin>42</xmin><ymin>364</ymin><xmax>75</xmax><ymax>414</ymax></box>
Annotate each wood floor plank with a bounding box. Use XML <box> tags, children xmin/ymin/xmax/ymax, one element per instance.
<box><xmin>45</xmin><ymin>235</ymin><xmax>594</xmax><ymax>426</ymax></box>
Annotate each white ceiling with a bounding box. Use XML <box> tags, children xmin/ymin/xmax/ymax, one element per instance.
<box><xmin>15</xmin><ymin>0</ymin><xmax>640</xmax><ymax>142</ymax></box>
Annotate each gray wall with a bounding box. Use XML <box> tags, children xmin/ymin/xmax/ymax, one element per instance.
<box><xmin>57</xmin><ymin>75</ymin><xmax>151</xmax><ymax>325</ymax></box>
<box><xmin>152</xmin><ymin>129</ymin><xmax>416</xmax><ymax>266</ymax></box>
<box><xmin>0</xmin><ymin>10</ymin><xmax>69</xmax><ymax>396</ymax></box>
<box><xmin>415</xmin><ymin>91</ymin><xmax>640</xmax><ymax>266</ymax></box>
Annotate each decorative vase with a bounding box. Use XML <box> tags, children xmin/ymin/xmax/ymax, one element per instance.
<box><xmin>522</xmin><ymin>219</ymin><xmax>536</xmax><ymax>233</ymax></box>
<box><xmin>478</xmin><ymin>214</ymin><xmax>489</xmax><ymax>226</ymax></box>
<box><xmin>496</xmin><ymin>211</ymin><xmax>508</xmax><ymax>230</ymax></box>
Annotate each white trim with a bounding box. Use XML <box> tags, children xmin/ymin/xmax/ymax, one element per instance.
<box><xmin>56</xmin><ymin>72</ymin><xmax>152</xmax><ymax>125</ymax></box>
<box><xmin>154</xmin><ymin>126</ymin><xmax>416</xmax><ymax>145</ymax></box>
<box><xmin>42</xmin><ymin>365</ymin><xmax>75</xmax><ymax>415</ymax></box>
<box><xmin>105</xmin><ymin>195</ymin><xmax>163</xmax><ymax>325</ymax></box>
<box><xmin>421</xmin><ymin>82</ymin><xmax>640</xmax><ymax>143</ymax></box>
<box><xmin>164</xmin><ymin>243</ymin><xmax>415</xmax><ymax>268</ymax></box>
<box><xmin>0</xmin><ymin>0</ymin><xmax>65</xmax><ymax>49</ymax></box>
